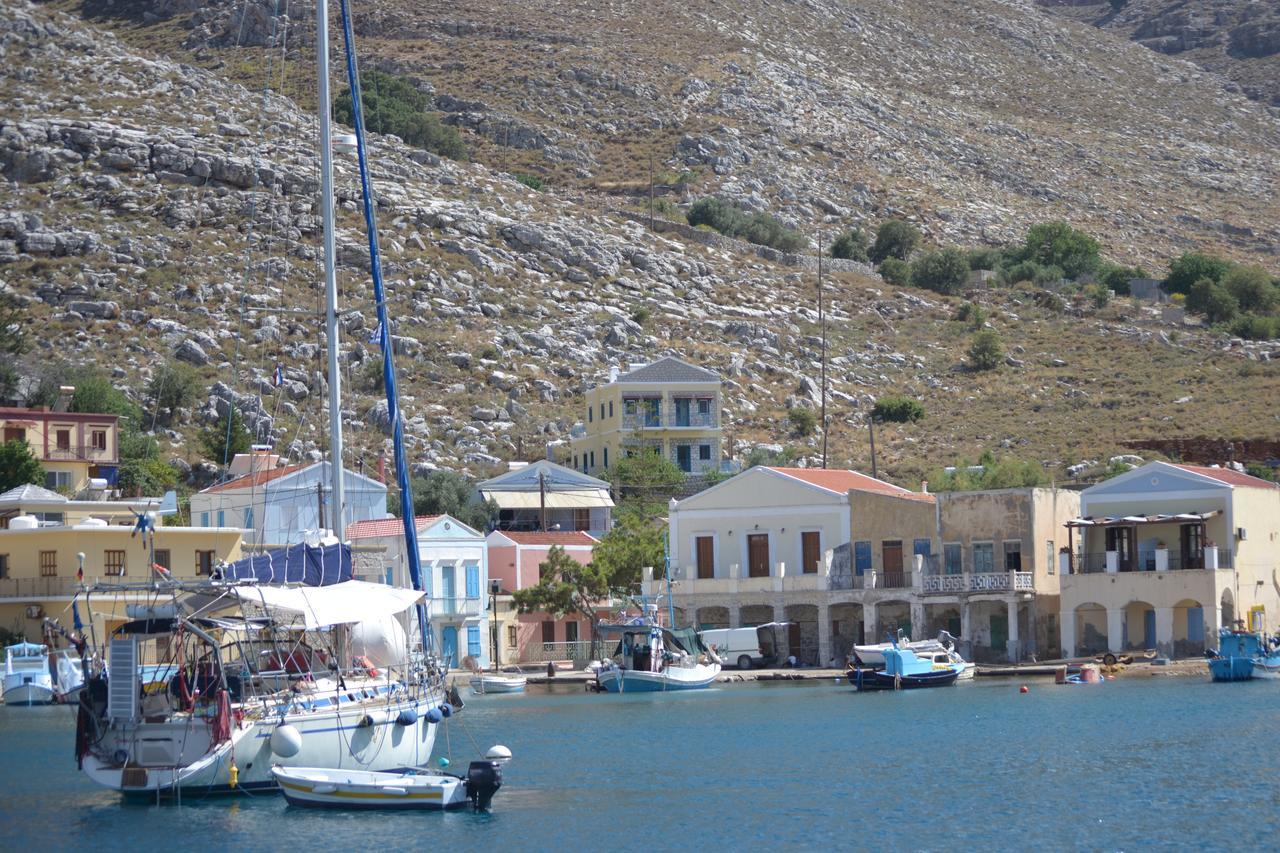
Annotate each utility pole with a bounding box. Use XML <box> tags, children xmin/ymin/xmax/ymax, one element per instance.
<box><xmin>818</xmin><ymin>230</ymin><xmax>827</xmax><ymax>469</ymax></box>
<box><xmin>538</xmin><ymin>470</ymin><xmax>548</xmax><ymax>532</ymax></box>
<box><xmin>868</xmin><ymin>413</ymin><xmax>878</xmax><ymax>481</ymax></box>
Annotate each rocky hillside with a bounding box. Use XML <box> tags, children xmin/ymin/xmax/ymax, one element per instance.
<box><xmin>0</xmin><ymin>0</ymin><xmax>1277</xmax><ymax>492</ymax></box>
<box><xmin>1039</xmin><ymin>0</ymin><xmax>1280</xmax><ymax>107</ymax></box>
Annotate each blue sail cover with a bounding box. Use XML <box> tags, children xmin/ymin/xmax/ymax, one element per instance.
<box><xmin>219</xmin><ymin>542</ymin><xmax>352</xmax><ymax>586</ymax></box>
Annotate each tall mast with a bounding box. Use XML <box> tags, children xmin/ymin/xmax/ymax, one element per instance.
<box><xmin>317</xmin><ymin>0</ymin><xmax>346</xmax><ymax>536</ymax></box>
<box><xmin>818</xmin><ymin>230</ymin><xmax>827</xmax><ymax>469</ymax></box>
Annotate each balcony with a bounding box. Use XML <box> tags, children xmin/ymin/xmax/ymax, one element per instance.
<box><xmin>428</xmin><ymin>596</ymin><xmax>484</xmax><ymax>619</ymax></box>
<box><xmin>921</xmin><ymin>572</ymin><xmax>1035</xmax><ymax>594</ymax></box>
<box><xmin>0</xmin><ymin>577</ymin><xmax>86</xmax><ymax>598</ymax></box>
<box><xmin>44</xmin><ymin>444</ymin><xmax>115</xmax><ymax>464</ymax></box>
<box><xmin>622</xmin><ymin>413</ymin><xmax>664</xmax><ymax>430</ymax></box>
<box><xmin>1072</xmin><ymin>548</ymin><xmax>1232</xmax><ymax>574</ymax></box>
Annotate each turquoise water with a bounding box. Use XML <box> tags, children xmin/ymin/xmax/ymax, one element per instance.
<box><xmin>2</xmin><ymin>677</ymin><xmax>1278</xmax><ymax>850</ymax></box>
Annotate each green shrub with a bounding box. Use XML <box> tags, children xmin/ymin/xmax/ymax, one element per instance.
<box><xmin>909</xmin><ymin>248</ymin><xmax>970</xmax><ymax>295</ymax></box>
<box><xmin>967</xmin><ymin>247</ymin><xmax>1003</xmax><ymax>271</ymax></box>
<box><xmin>967</xmin><ymin>329</ymin><xmax>1003</xmax><ymax>371</ymax></box>
<box><xmin>871</xmin><ymin>395</ymin><xmax>924</xmax><ymax>423</ymax></box>
<box><xmin>1221</xmin><ymin>265</ymin><xmax>1277</xmax><ymax>314</ymax></box>
<box><xmin>955</xmin><ymin>302</ymin><xmax>986</xmax><ymax>327</ymax></box>
<box><xmin>1009</xmin><ymin>221</ymin><xmax>1101</xmax><ymax>280</ymax></box>
<box><xmin>1035</xmin><ymin>290</ymin><xmax>1066</xmax><ymax>313</ymax></box>
<box><xmin>147</xmin><ymin>361</ymin><xmax>202</xmax><ymax>425</ymax></box>
<box><xmin>1187</xmin><ymin>277</ymin><xmax>1238</xmax><ymax>324</ymax></box>
<box><xmin>630</xmin><ymin>305</ymin><xmax>651</xmax><ymax>326</ymax></box>
<box><xmin>877</xmin><ymin>257</ymin><xmax>910</xmax><ymax>286</ymax></box>
<box><xmin>200</xmin><ymin>408</ymin><xmax>252</xmax><ymax>465</ymax></box>
<box><xmin>0</xmin><ymin>439</ymin><xmax>43</xmax><ymax>492</ymax></box>
<box><xmin>334</xmin><ymin>70</ymin><xmax>467</xmax><ymax>160</ymax></box>
<box><xmin>1099</xmin><ymin>264</ymin><xmax>1146</xmax><ymax>296</ymax></box>
<box><xmin>116</xmin><ymin>458</ymin><xmax>179</xmax><ymax>497</ymax></box>
<box><xmin>787</xmin><ymin>406</ymin><xmax>816</xmax><ymax>437</ymax></box>
<box><xmin>830</xmin><ymin>228</ymin><xmax>869</xmax><ymax>262</ymax></box>
<box><xmin>869</xmin><ymin>219</ymin><xmax>920</xmax><ymax>264</ymax></box>
<box><xmin>1229</xmin><ymin>314</ymin><xmax>1280</xmax><ymax>341</ymax></box>
<box><xmin>685</xmin><ymin>197</ymin><xmax>802</xmax><ymax>252</ymax></box>
<box><xmin>513</xmin><ymin>173</ymin><xmax>544</xmax><ymax>191</ymax></box>
<box><xmin>1164</xmin><ymin>251</ymin><xmax>1230</xmax><ymax>295</ymax></box>
<box><xmin>1084</xmin><ymin>283</ymin><xmax>1111</xmax><ymax>309</ymax></box>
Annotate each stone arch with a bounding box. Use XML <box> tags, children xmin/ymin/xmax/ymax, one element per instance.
<box><xmin>924</xmin><ymin>604</ymin><xmax>962</xmax><ymax>640</ymax></box>
<box><xmin>875</xmin><ymin>600</ymin><xmax>912</xmax><ymax>643</ymax></box>
<box><xmin>1075</xmin><ymin>602</ymin><xmax>1108</xmax><ymax>656</ymax></box>
<box><xmin>783</xmin><ymin>603</ymin><xmax>819</xmax><ymax>666</ymax></box>
<box><xmin>830</xmin><ymin>602</ymin><xmax>864</xmax><ymax>662</ymax></box>
<box><xmin>1172</xmin><ymin>598</ymin><xmax>1206</xmax><ymax>658</ymax></box>
<box><xmin>1122</xmin><ymin>600</ymin><xmax>1156</xmax><ymax>651</ymax></box>
<box><xmin>695</xmin><ymin>606</ymin><xmax>729</xmax><ymax>630</ymax></box>
<box><xmin>740</xmin><ymin>604</ymin><xmax>776</xmax><ymax>627</ymax></box>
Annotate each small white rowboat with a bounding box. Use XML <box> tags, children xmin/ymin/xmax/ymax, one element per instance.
<box><xmin>469</xmin><ymin>673</ymin><xmax>527</xmax><ymax>694</ymax></box>
<box><xmin>272</xmin><ymin>756</ymin><xmax>505</xmax><ymax>811</ymax></box>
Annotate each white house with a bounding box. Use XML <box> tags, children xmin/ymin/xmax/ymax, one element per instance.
<box><xmin>190</xmin><ymin>451</ymin><xmax>388</xmax><ymax>546</ymax></box>
<box><xmin>346</xmin><ymin>514</ymin><xmax>491</xmax><ymax>670</ymax></box>
<box><xmin>477</xmin><ymin>459</ymin><xmax>613</xmax><ymax>537</ymax></box>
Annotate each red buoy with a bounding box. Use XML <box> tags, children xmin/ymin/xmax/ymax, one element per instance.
<box><xmin>1019</xmin><ymin>685</ymin><xmax>1029</xmax><ymax>694</ymax></box>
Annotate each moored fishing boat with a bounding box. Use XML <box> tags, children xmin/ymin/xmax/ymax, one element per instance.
<box><xmin>3</xmin><ymin>641</ymin><xmax>55</xmax><ymax>705</ymax></box>
<box><xmin>594</xmin><ymin>620</ymin><xmax>720</xmax><ymax>693</ymax></box>
<box><xmin>1207</xmin><ymin>628</ymin><xmax>1260</xmax><ymax>682</ymax></box>
<box><xmin>469</xmin><ymin>673</ymin><xmax>527</xmax><ymax>694</ymax></box>
<box><xmin>849</xmin><ymin>644</ymin><xmax>960</xmax><ymax>691</ymax></box>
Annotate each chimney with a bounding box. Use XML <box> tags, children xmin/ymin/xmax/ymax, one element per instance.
<box><xmin>921</xmin><ymin>480</ymin><xmax>928</xmax><ymax>494</ymax></box>
<box><xmin>608</xmin><ymin>366</ymin><xmax>619</xmax><ymax>383</ymax></box>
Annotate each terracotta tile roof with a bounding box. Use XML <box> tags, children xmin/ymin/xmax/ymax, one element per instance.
<box><xmin>201</xmin><ymin>463</ymin><xmax>311</xmax><ymax>494</ymax></box>
<box><xmin>345</xmin><ymin>515</ymin><xmax>441</xmax><ymax>540</ymax></box>
<box><xmin>766</xmin><ymin>467</ymin><xmax>920</xmax><ymax>497</ymax></box>
<box><xmin>1173</xmin><ymin>464</ymin><xmax>1279</xmax><ymax>489</ymax></box>
<box><xmin>498</xmin><ymin>531</ymin><xmax>599</xmax><ymax>546</ymax></box>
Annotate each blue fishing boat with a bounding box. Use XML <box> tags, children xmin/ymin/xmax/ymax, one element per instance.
<box><xmin>1207</xmin><ymin>629</ymin><xmax>1260</xmax><ymax>682</ymax></box>
<box><xmin>848</xmin><ymin>642</ymin><xmax>959</xmax><ymax>691</ymax></box>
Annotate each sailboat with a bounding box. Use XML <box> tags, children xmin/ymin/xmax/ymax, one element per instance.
<box><xmin>71</xmin><ymin>0</ymin><xmax>491</xmax><ymax>797</ymax></box>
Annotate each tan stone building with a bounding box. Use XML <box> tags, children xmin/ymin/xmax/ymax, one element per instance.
<box><xmin>568</xmin><ymin>357</ymin><xmax>723</xmax><ymax>476</ymax></box>
<box><xmin>1</xmin><ymin>405</ymin><xmax>119</xmax><ymax>494</ymax></box>
<box><xmin>1061</xmin><ymin>462</ymin><xmax>1280</xmax><ymax>658</ymax></box>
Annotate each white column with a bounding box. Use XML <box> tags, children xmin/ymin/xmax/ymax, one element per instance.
<box><xmin>1155</xmin><ymin>607</ymin><xmax>1174</xmax><ymax>658</ymax></box>
<box><xmin>1006</xmin><ymin>598</ymin><xmax>1020</xmax><ymax>662</ymax></box>
<box><xmin>1106</xmin><ymin>607</ymin><xmax>1124</xmax><ymax>653</ymax></box>
<box><xmin>728</xmin><ymin>603</ymin><xmax>742</xmax><ymax>629</ymax></box>
<box><xmin>817</xmin><ymin>600</ymin><xmax>832</xmax><ymax>667</ymax></box>
<box><xmin>960</xmin><ymin>601</ymin><xmax>972</xmax><ymax>651</ymax></box>
<box><xmin>1060</xmin><ymin>607</ymin><xmax>1076</xmax><ymax>659</ymax></box>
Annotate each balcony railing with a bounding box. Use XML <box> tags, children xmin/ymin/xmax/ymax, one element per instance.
<box><xmin>1072</xmin><ymin>549</ymin><xmax>1232</xmax><ymax>574</ymax></box>
<box><xmin>622</xmin><ymin>413</ymin><xmax>663</xmax><ymax>430</ymax></box>
<box><xmin>0</xmin><ymin>577</ymin><xmax>86</xmax><ymax>598</ymax></box>
<box><xmin>428</xmin><ymin>596</ymin><xmax>484</xmax><ymax>618</ymax></box>
<box><xmin>44</xmin><ymin>444</ymin><xmax>115</xmax><ymax>463</ymax></box>
<box><xmin>921</xmin><ymin>572</ymin><xmax>1035</xmax><ymax>594</ymax></box>
<box><xmin>520</xmin><ymin>640</ymin><xmax>595</xmax><ymax>664</ymax></box>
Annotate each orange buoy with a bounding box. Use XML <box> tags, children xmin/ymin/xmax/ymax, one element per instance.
<box><xmin>1019</xmin><ymin>685</ymin><xmax>1029</xmax><ymax>694</ymax></box>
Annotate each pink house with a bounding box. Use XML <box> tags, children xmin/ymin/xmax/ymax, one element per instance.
<box><xmin>485</xmin><ymin>530</ymin><xmax>603</xmax><ymax>662</ymax></box>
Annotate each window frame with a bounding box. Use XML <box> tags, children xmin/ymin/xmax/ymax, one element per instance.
<box><xmin>1003</xmin><ymin>540</ymin><xmax>1023</xmax><ymax>572</ymax></box>
<box><xmin>91</xmin><ymin>429</ymin><xmax>107</xmax><ymax>451</ymax></box>
<box><xmin>746</xmin><ymin>533</ymin><xmax>770</xmax><ymax>578</ymax></box>
<box><xmin>506</xmin><ymin>624</ymin><xmax>518</xmax><ymax>648</ymax></box>
<box><xmin>943</xmin><ymin>542</ymin><xmax>963</xmax><ymax>575</ymax></box>
<box><xmin>195</xmin><ymin>550</ymin><xmax>215</xmax><ymax>576</ymax></box>
<box><xmin>694</xmin><ymin>534</ymin><xmax>715</xmax><ymax>580</ymax></box>
<box><xmin>1046</xmin><ymin>540</ymin><xmax>1056</xmax><ymax>575</ymax></box>
<box><xmin>40</xmin><ymin>550</ymin><xmax>57</xmax><ymax>577</ymax></box>
<box><xmin>104</xmin><ymin>550</ymin><xmax>126</xmax><ymax>576</ymax></box>
<box><xmin>153</xmin><ymin>549</ymin><xmax>172</xmax><ymax>571</ymax></box>
<box><xmin>800</xmin><ymin>530</ymin><xmax>822</xmax><ymax>575</ymax></box>
<box><xmin>972</xmin><ymin>541</ymin><xmax>995</xmax><ymax>574</ymax></box>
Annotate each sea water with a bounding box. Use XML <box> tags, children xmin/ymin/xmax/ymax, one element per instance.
<box><xmin>2</xmin><ymin>677</ymin><xmax>1277</xmax><ymax>851</ymax></box>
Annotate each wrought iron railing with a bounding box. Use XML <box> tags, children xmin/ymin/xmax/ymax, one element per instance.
<box><xmin>0</xmin><ymin>577</ymin><xmax>85</xmax><ymax>597</ymax></box>
<box><xmin>520</xmin><ymin>640</ymin><xmax>595</xmax><ymax>663</ymax></box>
<box><xmin>1073</xmin><ymin>549</ymin><xmax>1232</xmax><ymax>574</ymax></box>
<box><xmin>44</xmin><ymin>444</ymin><xmax>116</xmax><ymax>463</ymax></box>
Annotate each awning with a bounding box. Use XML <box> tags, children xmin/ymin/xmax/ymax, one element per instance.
<box><xmin>480</xmin><ymin>488</ymin><xmax>614</xmax><ymax>510</ymax></box>
<box><xmin>231</xmin><ymin>581</ymin><xmax>424</xmax><ymax>629</ymax></box>
<box><xmin>1066</xmin><ymin>510</ymin><xmax>1221</xmax><ymax>528</ymax></box>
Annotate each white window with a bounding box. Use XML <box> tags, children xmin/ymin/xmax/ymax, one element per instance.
<box><xmin>972</xmin><ymin>542</ymin><xmax>994</xmax><ymax>574</ymax></box>
<box><xmin>1046</xmin><ymin>540</ymin><xmax>1056</xmax><ymax>575</ymax></box>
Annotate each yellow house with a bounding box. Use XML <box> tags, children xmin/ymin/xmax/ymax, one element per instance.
<box><xmin>1</xmin><ymin>405</ymin><xmax>120</xmax><ymax>494</ymax></box>
<box><xmin>568</xmin><ymin>357</ymin><xmax>722</xmax><ymax>476</ymax></box>
<box><xmin>1060</xmin><ymin>462</ymin><xmax>1280</xmax><ymax>658</ymax></box>
<box><xmin>0</xmin><ymin>511</ymin><xmax>243</xmax><ymax>643</ymax></box>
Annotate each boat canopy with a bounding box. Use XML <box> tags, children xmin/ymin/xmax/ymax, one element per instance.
<box><xmin>231</xmin><ymin>580</ymin><xmax>424</xmax><ymax>629</ymax></box>
<box><xmin>1065</xmin><ymin>511</ymin><xmax>1221</xmax><ymax>528</ymax></box>
<box><xmin>6</xmin><ymin>641</ymin><xmax>47</xmax><ymax>656</ymax></box>
<box><xmin>220</xmin><ymin>541</ymin><xmax>352</xmax><ymax>586</ymax></box>
<box><xmin>597</xmin><ymin>623</ymin><xmax>704</xmax><ymax>656</ymax></box>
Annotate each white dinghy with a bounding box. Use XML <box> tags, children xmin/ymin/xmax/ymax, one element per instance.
<box><xmin>468</xmin><ymin>673</ymin><xmax>527</xmax><ymax>694</ymax></box>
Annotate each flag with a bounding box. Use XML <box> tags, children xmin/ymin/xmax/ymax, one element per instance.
<box><xmin>273</xmin><ymin>362</ymin><xmax>284</xmax><ymax>386</ymax></box>
<box><xmin>72</xmin><ymin>598</ymin><xmax>83</xmax><ymax>632</ymax></box>
<box><xmin>76</xmin><ymin>561</ymin><xmax>84</xmax><ymax>583</ymax></box>
<box><xmin>368</xmin><ymin>320</ymin><xmax>383</xmax><ymax>345</ymax></box>
<box><xmin>152</xmin><ymin>562</ymin><xmax>172</xmax><ymax>579</ymax></box>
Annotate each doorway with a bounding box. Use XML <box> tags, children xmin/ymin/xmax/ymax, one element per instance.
<box><xmin>882</xmin><ymin>540</ymin><xmax>904</xmax><ymax>587</ymax></box>
<box><xmin>441</xmin><ymin>626</ymin><xmax>458</xmax><ymax>668</ymax></box>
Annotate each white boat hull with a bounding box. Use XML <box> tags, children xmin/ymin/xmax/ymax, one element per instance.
<box><xmin>469</xmin><ymin>675</ymin><xmax>526</xmax><ymax>694</ymax></box>
<box><xmin>596</xmin><ymin>663</ymin><xmax>720</xmax><ymax>693</ymax></box>
<box><xmin>1251</xmin><ymin>659</ymin><xmax>1280</xmax><ymax>679</ymax></box>
<box><xmin>81</xmin><ymin>685</ymin><xmax>446</xmax><ymax>794</ymax></box>
<box><xmin>273</xmin><ymin>766</ymin><xmax>471</xmax><ymax>809</ymax></box>
<box><xmin>3</xmin><ymin>679</ymin><xmax>55</xmax><ymax>705</ymax></box>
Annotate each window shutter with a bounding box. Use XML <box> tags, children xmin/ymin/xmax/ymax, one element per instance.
<box><xmin>466</xmin><ymin>563</ymin><xmax>480</xmax><ymax>598</ymax></box>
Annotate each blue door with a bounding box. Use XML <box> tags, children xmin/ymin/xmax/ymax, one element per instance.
<box><xmin>442</xmin><ymin>565</ymin><xmax>455</xmax><ymax>614</ymax></box>
<box><xmin>854</xmin><ymin>541</ymin><xmax>872</xmax><ymax>576</ymax></box>
<box><xmin>442</xmin><ymin>626</ymin><xmax>458</xmax><ymax>668</ymax></box>
<box><xmin>1143</xmin><ymin>609</ymin><xmax>1157</xmax><ymax>650</ymax></box>
<box><xmin>675</xmin><ymin>398</ymin><xmax>691</xmax><ymax>426</ymax></box>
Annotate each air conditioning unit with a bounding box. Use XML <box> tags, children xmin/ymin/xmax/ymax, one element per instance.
<box><xmin>1237</xmin><ymin>527</ymin><xmax>1247</xmax><ymax>541</ymax></box>
<box><xmin>25</xmin><ymin>605</ymin><xmax>44</xmax><ymax>619</ymax></box>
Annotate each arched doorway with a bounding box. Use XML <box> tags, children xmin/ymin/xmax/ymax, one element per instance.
<box><xmin>1122</xmin><ymin>600</ymin><xmax>1156</xmax><ymax>651</ymax></box>
<box><xmin>876</xmin><ymin>600</ymin><xmax>911</xmax><ymax>643</ymax></box>
<box><xmin>783</xmin><ymin>604</ymin><xmax>819</xmax><ymax>666</ymax></box>
<box><xmin>696</xmin><ymin>606</ymin><xmax>729</xmax><ymax>629</ymax></box>
<box><xmin>1075</xmin><ymin>603</ymin><xmax>1108</xmax><ymax>655</ymax></box>
<box><xmin>1172</xmin><ymin>599</ymin><xmax>1205</xmax><ymax>658</ymax></box>
<box><xmin>740</xmin><ymin>604</ymin><xmax>775</xmax><ymax>627</ymax></box>
<box><xmin>830</xmin><ymin>602</ymin><xmax>864</xmax><ymax>662</ymax></box>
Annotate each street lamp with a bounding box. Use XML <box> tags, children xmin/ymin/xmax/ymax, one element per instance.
<box><xmin>489</xmin><ymin>578</ymin><xmax>501</xmax><ymax>671</ymax></box>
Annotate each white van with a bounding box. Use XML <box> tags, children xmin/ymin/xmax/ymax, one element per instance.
<box><xmin>698</xmin><ymin>623</ymin><xmax>786</xmax><ymax>670</ymax></box>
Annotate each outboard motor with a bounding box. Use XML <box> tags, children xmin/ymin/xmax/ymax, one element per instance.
<box><xmin>464</xmin><ymin>760</ymin><xmax>503</xmax><ymax>811</ymax></box>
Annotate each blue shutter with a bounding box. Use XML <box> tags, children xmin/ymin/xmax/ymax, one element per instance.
<box><xmin>466</xmin><ymin>563</ymin><xmax>480</xmax><ymax>598</ymax></box>
<box><xmin>216</xmin><ymin>510</ymin><xmax>225</xmax><ymax>527</ymax></box>
<box><xmin>244</xmin><ymin>507</ymin><xmax>254</xmax><ymax>529</ymax></box>
<box><xmin>423</xmin><ymin>567</ymin><xmax>433</xmax><ymax>596</ymax></box>
<box><xmin>913</xmin><ymin>538</ymin><xmax>932</xmax><ymax>556</ymax></box>
<box><xmin>854</xmin><ymin>541</ymin><xmax>872</xmax><ymax>576</ymax></box>
<box><xmin>467</xmin><ymin>625</ymin><xmax>482</xmax><ymax>657</ymax></box>
<box><xmin>384</xmin><ymin>566</ymin><xmax>394</xmax><ymax>586</ymax></box>
<box><xmin>200</xmin><ymin>512</ymin><xmax>209</xmax><ymax>527</ymax></box>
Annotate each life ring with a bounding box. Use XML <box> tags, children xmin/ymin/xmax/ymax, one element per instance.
<box><xmin>355</xmin><ymin>655</ymin><xmax>379</xmax><ymax>678</ymax></box>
